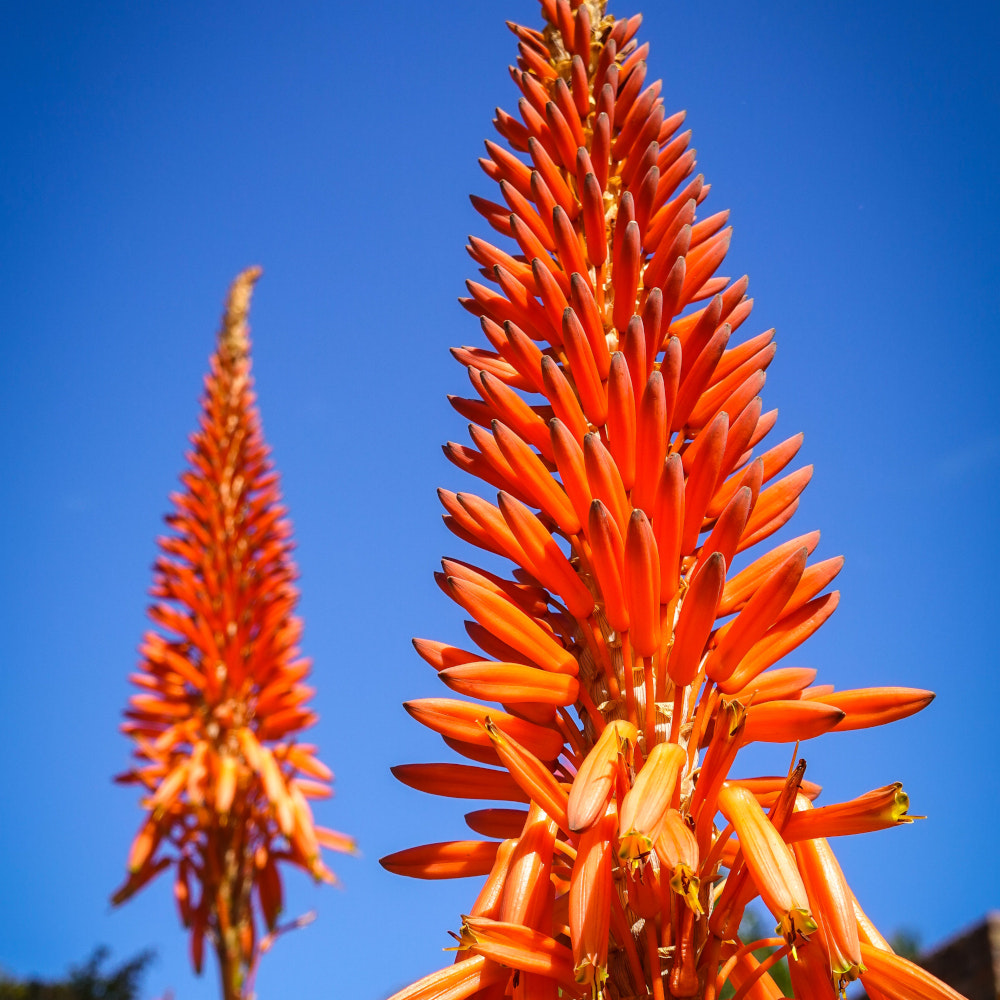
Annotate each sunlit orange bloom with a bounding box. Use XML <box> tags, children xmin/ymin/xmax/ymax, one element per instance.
<box><xmin>114</xmin><ymin>270</ymin><xmax>352</xmax><ymax>1000</ymax></box>
<box><xmin>782</xmin><ymin>782</ymin><xmax>917</xmax><ymax>842</ymax></box>
<box><xmin>860</xmin><ymin>943</ymin><xmax>967</xmax><ymax>1000</ymax></box>
<box><xmin>567</xmin><ymin>719</ymin><xmax>637</xmax><ymax>832</ymax></box>
<box><xmin>570</xmin><ymin>804</ymin><xmax>616</xmax><ymax>990</ymax></box>
<box><xmin>617</xmin><ymin>741</ymin><xmax>685</xmax><ymax>864</ymax></box>
<box><xmin>380</xmin><ymin>841</ymin><xmax>502</xmax><ymax>880</ymax></box>
<box><xmin>460</xmin><ymin>916</ymin><xmax>580</xmax><ymax>992</ymax></box>
<box><xmin>380</xmin><ymin>4</ymin><xmax>953</xmax><ymax>1000</ymax></box>
<box><xmin>790</xmin><ymin>795</ymin><xmax>863</xmax><ymax>986</ymax></box>
<box><xmin>718</xmin><ymin>785</ymin><xmax>816</xmax><ymax>946</ymax></box>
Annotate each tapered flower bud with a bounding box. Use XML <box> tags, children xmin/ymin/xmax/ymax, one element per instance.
<box><xmin>617</xmin><ymin>741</ymin><xmax>686</xmax><ymax>865</ymax></box>
<box><xmin>567</xmin><ymin>720</ymin><xmax>637</xmax><ymax>832</ymax></box>
<box><xmin>782</xmin><ymin>783</ymin><xmax>918</xmax><ymax>842</ymax></box>
<box><xmin>791</xmin><ymin>795</ymin><xmax>864</xmax><ymax>987</ymax></box>
<box><xmin>570</xmin><ymin>804</ymin><xmax>616</xmax><ymax>990</ymax></box>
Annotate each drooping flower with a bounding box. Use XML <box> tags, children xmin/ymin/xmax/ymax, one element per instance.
<box><xmin>114</xmin><ymin>268</ymin><xmax>353</xmax><ymax>1000</ymax></box>
<box><xmin>381</xmin><ymin>4</ymin><xmax>964</xmax><ymax>1000</ymax></box>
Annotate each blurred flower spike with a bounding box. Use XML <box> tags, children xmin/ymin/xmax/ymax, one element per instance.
<box><xmin>380</xmin><ymin>3</ymin><xmax>961</xmax><ymax>1000</ymax></box>
<box><xmin>114</xmin><ymin>268</ymin><xmax>354</xmax><ymax>1000</ymax></box>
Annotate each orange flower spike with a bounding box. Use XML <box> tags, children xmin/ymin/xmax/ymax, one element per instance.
<box><xmin>485</xmin><ymin>719</ymin><xmax>571</xmax><ymax>832</ymax></box>
<box><xmin>569</xmin><ymin>803</ymin><xmax>616</xmax><ymax>991</ymax></box>
<box><xmin>782</xmin><ymin>782</ymin><xmax>918</xmax><ymax>842</ymax></box>
<box><xmin>567</xmin><ymin>719</ymin><xmax>638</xmax><ymax>833</ymax></box>
<box><xmin>618</xmin><ymin>742</ymin><xmax>686</xmax><ymax>865</ymax></box>
<box><xmin>385</xmin><ymin>7</ymin><xmax>955</xmax><ymax>1000</ymax></box>
<box><xmin>446</xmin><ymin>576</ymin><xmax>578</xmax><ymax>675</ymax></box>
<box><xmin>115</xmin><ymin>270</ymin><xmax>350</xmax><ymax>997</ymax></box>
<box><xmin>806</xmin><ymin>686</ymin><xmax>935</xmax><ymax>732</ymax></box>
<box><xmin>791</xmin><ymin>795</ymin><xmax>864</xmax><ymax>987</ymax></box>
<box><xmin>717</xmin><ymin>784</ymin><xmax>817</xmax><ymax>947</ymax></box>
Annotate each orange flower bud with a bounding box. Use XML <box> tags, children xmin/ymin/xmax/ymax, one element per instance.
<box><xmin>567</xmin><ymin>719</ymin><xmax>637</xmax><ymax>832</ymax></box>
<box><xmin>791</xmin><ymin>796</ymin><xmax>863</xmax><ymax>987</ymax></box>
<box><xmin>718</xmin><ymin>784</ymin><xmax>816</xmax><ymax>945</ymax></box>
<box><xmin>460</xmin><ymin>917</ymin><xmax>577</xmax><ymax>991</ymax></box>
<box><xmin>618</xmin><ymin>741</ymin><xmax>686</xmax><ymax>865</ymax></box>
<box><xmin>569</xmin><ymin>804</ymin><xmax>616</xmax><ymax>989</ymax></box>
<box><xmin>782</xmin><ymin>783</ymin><xmax>917</xmax><ymax>842</ymax></box>
<box><xmin>379</xmin><ymin>840</ymin><xmax>502</xmax><ymax>880</ymax></box>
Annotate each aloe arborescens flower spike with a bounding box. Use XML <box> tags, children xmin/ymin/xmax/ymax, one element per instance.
<box><xmin>114</xmin><ymin>269</ymin><xmax>354</xmax><ymax>1000</ymax></box>
<box><xmin>383</xmin><ymin>5</ymin><xmax>963</xmax><ymax>1000</ymax></box>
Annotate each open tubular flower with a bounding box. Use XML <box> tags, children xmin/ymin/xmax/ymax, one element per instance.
<box><xmin>382</xmin><ymin>5</ymin><xmax>959</xmax><ymax>1000</ymax></box>
<box><xmin>114</xmin><ymin>269</ymin><xmax>353</xmax><ymax>1000</ymax></box>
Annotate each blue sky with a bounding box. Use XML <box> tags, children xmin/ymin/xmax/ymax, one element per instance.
<box><xmin>1</xmin><ymin>2</ymin><xmax>998</xmax><ymax>998</ymax></box>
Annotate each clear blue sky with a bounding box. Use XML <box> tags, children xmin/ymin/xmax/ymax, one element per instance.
<box><xmin>1</xmin><ymin>2</ymin><xmax>998</xmax><ymax>998</ymax></box>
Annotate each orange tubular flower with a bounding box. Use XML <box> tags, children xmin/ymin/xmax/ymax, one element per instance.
<box><xmin>114</xmin><ymin>270</ymin><xmax>353</xmax><ymax>1000</ymax></box>
<box><xmin>380</xmin><ymin>5</ymin><xmax>959</xmax><ymax>1000</ymax></box>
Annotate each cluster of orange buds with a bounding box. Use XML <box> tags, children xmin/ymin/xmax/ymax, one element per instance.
<box><xmin>113</xmin><ymin>269</ymin><xmax>353</xmax><ymax>1000</ymax></box>
<box><xmin>380</xmin><ymin>4</ymin><xmax>963</xmax><ymax>1000</ymax></box>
